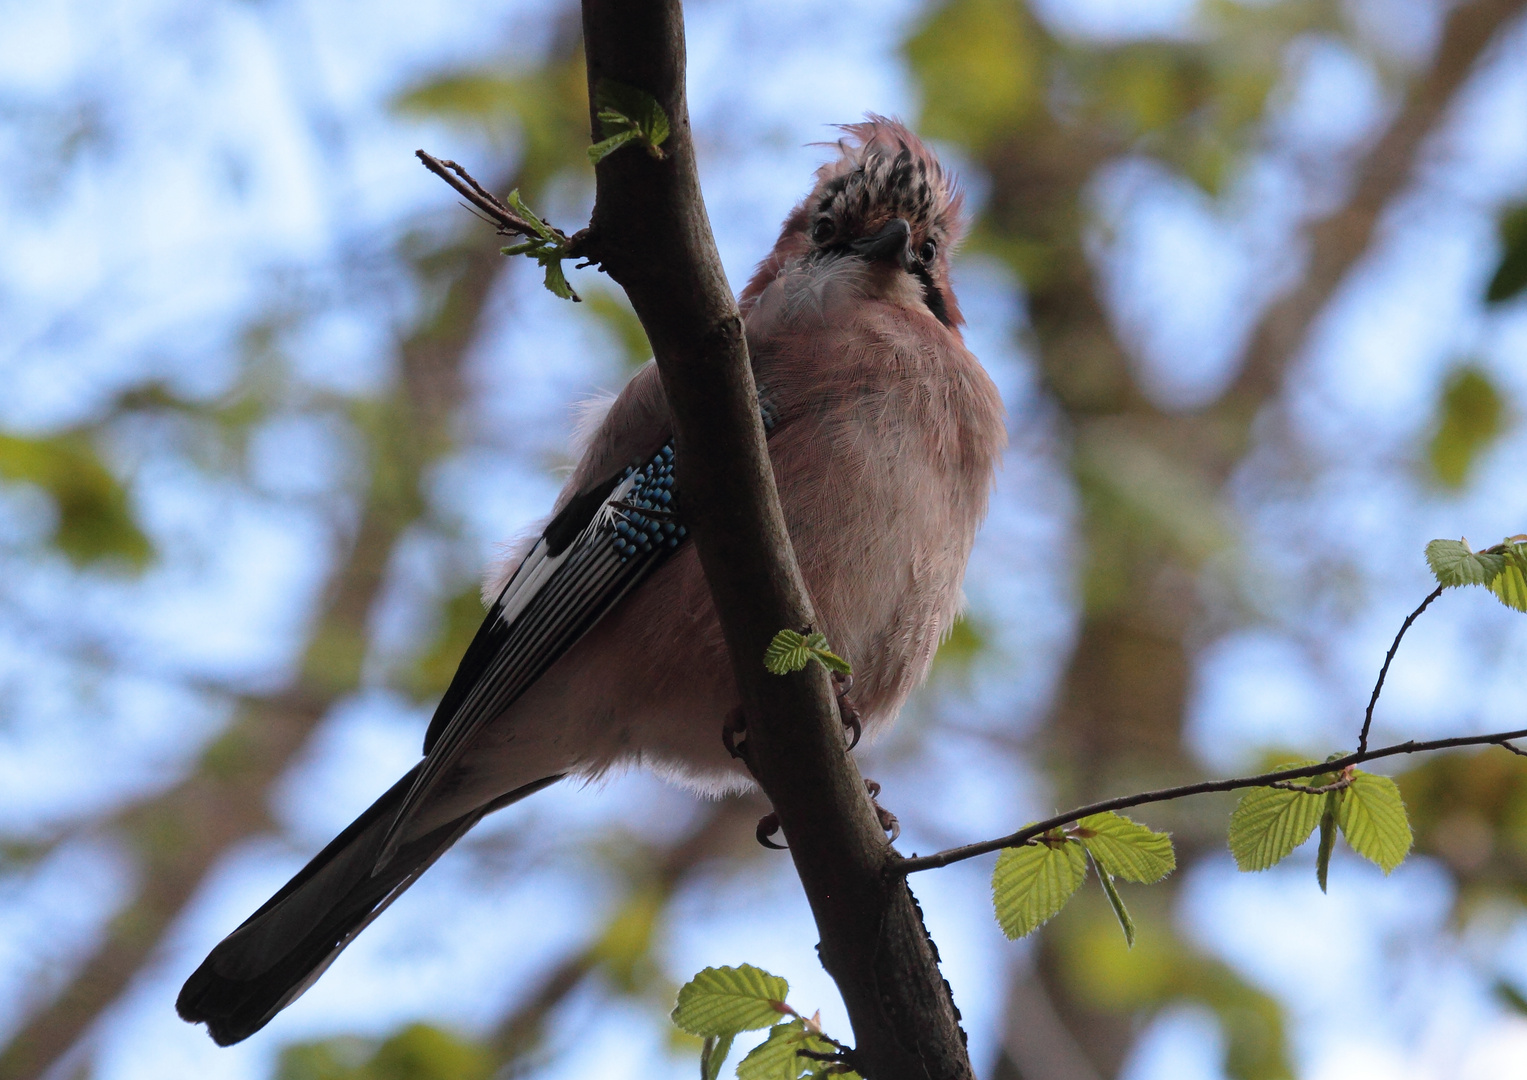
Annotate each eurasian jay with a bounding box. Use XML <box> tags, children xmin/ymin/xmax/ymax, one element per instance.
<box><xmin>178</xmin><ymin>116</ymin><xmax>1006</xmax><ymax>1046</ymax></box>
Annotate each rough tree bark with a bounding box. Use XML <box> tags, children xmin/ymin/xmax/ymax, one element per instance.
<box><xmin>576</xmin><ymin>2</ymin><xmax>972</xmax><ymax>1077</ymax></box>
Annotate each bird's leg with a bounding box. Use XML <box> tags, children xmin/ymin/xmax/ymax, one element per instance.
<box><xmin>721</xmin><ymin>706</ymin><xmax>749</xmax><ymax>764</ymax></box>
<box><xmin>864</xmin><ymin>779</ymin><xmax>900</xmax><ymax>842</ymax></box>
<box><xmin>833</xmin><ymin>671</ymin><xmax>862</xmax><ymax>751</ymax></box>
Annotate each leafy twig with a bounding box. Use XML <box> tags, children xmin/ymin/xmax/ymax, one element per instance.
<box><xmin>894</xmin><ymin>726</ymin><xmax>1527</xmax><ymax>874</ymax></box>
<box><xmin>415</xmin><ymin>150</ymin><xmax>584</xmax><ymax>300</ymax></box>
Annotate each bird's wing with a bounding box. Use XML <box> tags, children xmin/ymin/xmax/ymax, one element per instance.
<box><xmin>377</xmin><ymin>438</ymin><xmax>688</xmax><ymax>869</ymax></box>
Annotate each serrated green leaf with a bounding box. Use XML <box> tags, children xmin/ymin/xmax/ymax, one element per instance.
<box><xmin>672</xmin><ymin>965</ymin><xmax>790</xmax><ymax>1037</ymax></box>
<box><xmin>1227</xmin><ymin>764</ymin><xmax>1324</xmax><ymax>871</ymax></box>
<box><xmin>1073</xmin><ymin>812</ymin><xmax>1175</xmax><ymax>883</ymax></box>
<box><xmin>1490</xmin><ymin>545</ymin><xmax>1527</xmax><ymax>612</ymax></box>
<box><xmin>765</xmin><ymin>629</ymin><xmax>813</xmax><ymax>674</ymax></box>
<box><xmin>504</xmin><ymin>189</ymin><xmax>556</xmax><ymax>241</ymax></box>
<box><xmin>702</xmin><ymin>1033</ymin><xmax>734</xmax><ymax>1080</ymax></box>
<box><xmin>802</xmin><ymin>632</ymin><xmax>852</xmax><ymax>676</ymax></box>
<box><xmin>764</xmin><ymin>629</ymin><xmax>852</xmax><ymax>676</ymax></box>
<box><xmin>1425</xmin><ymin>538</ymin><xmax>1505</xmax><ymax>587</ymax></box>
<box><xmin>1316</xmin><ymin>791</ymin><xmax>1339</xmax><ymax>893</ymax></box>
<box><xmin>588</xmin><ymin>129</ymin><xmax>641</xmax><ymax>164</ymax></box>
<box><xmin>591</xmin><ymin>79</ymin><xmax>670</xmax><ymax>161</ymax></box>
<box><xmin>1086</xmin><ymin>850</ymin><xmax>1137</xmax><ymax>947</ymax></box>
<box><xmin>541</xmin><ymin>257</ymin><xmax>575</xmax><ymax>301</ymax></box>
<box><xmin>992</xmin><ymin>837</ymin><xmax>1088</xmax><ymax>940</ymax></box>
<box><xmin>1336</xmin><ymin>771</ymin><xmax>1412</xmax><ymax>873</ymax></box>
<box><xmin>736</xmin><ymin>1021</ymin><xmax>834</xmax><ymax>1080</ymax></box>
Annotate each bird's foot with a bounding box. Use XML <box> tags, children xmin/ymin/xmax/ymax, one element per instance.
<box><xmin>834</xmin><ymin>671</ymin><xmax>862</xmax><ymax>751</ymax></box>
<box><xmin>755</xmin><ymin>811</ymin><xmax>786</xmax><ymax>849</ymax></box>
<box><xmin>722</xmin><ymin>706</ymin><xmax>749</xmax><ymax>764</ymax></box>
<box><xmin>864</xmin><ymin>779</ymin><xmax>900</xmax><ymax>842</ymax></box>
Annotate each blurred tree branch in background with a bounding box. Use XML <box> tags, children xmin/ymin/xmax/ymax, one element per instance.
<box><xmin>0</xmin><ymin>221</ymin><xmax>507</xmax><ymax>1079</ymax></box>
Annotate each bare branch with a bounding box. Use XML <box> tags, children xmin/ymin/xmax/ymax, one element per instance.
<box><xmin>414</xmin><ymin>150</ymin><xmax>562</xmax><ymax>242</ymax></box>
<box><xmin>1359</xmin><ymin>585</ymin><xmax>1445</xmax><ymax>753</ymax></box>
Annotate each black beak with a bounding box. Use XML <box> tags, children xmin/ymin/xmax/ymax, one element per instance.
<box><xmin>850</xmin><ymin>217</ymin><xmax>914</xmax><ymax>270</ymax></box>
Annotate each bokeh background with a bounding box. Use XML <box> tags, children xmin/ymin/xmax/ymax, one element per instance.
<box><xmin>3</xmin><ymin>0</ymin><xmax>1527</xmax><ymax>1077</ymax></box>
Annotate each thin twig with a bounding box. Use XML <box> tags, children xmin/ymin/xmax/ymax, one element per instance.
<box><xmin>893</xmin><ymin>726</ymin><xmax>1527</xmax><ymax>874</ymax></box>
<box><xmin>415</xmin><ymin>149</ymin><xmax>556</xmax><ymax>241</ymax></box>
<box><xmin>1359</xmin><ymin>585</ymin><xmax>1444</xmax><ymax>753</ymax></box>
<box><xmin>1267</xmin><ymin>771</ymin><xmax>1352</xmax><ymax>795</ymax></box>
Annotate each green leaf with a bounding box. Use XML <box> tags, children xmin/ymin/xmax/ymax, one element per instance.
<box><xmin>1315</xmin><ymin>791</ymin><xmax>1339</xmax><ymax>893</ymax></box>
<box><xmin>1336</xmin><ymin>771</ymin><xmax>1412</xmax><ymax>873</ymax></box>
<box><xmin>702</xmin><ymin>1033</ymin><xmax>735</xmax><ymax>1080</ymax></box>
<box><xmin>591</xmin><ymin>79</ymin><xmax>670</xmax><ymax>161</ymax></box>
<box><xmin>1425</xmin><ymin>538</ymin><xmax>1505</xmax><ymax>587</ymax></box>
<box><xmin>1487</xmin><ymin>202</ymin><xmax>1527</xmax><ymax>304</ymax></box>
<box><xmin>672</xmin><ymin>965</ymin><xmax>790</xmax><ymax>1037</ymax></box>
<box><xmin>735</xmin><ymin>1021</ymin><xmax>834</xmax><ymax>1080</ymax></box>
<box><xmin>802</xmin><ymin>632</ymin><xmax>852</xmax><ymax>676</ymax></box>
<box><xmin>1086</xmin><ymin>850</ymin><xmax>1137</xmax><ymax>947</ymax></box>
<box><xmin>504</xmin><ymin>189</ymin><xmax>556</xmax><ymax>241</ymax></box>
<box><xmin>991</xmin><ymin>836</ymin><xmax>1088</xmax><ymax>940</ymax></box>
<box><xmin>1072</xmin><ymin>812</ymin><xmax>1175</xmax><ymax>883</ymax></box>
<box><xmin>1490</xmin><ymin>544</ymin><xmax>1527</xmax><ymax>612</ymax></box>
<box><xmin>588</xmin><ymin>129</ymin><xmax>642</xmax><ymax>164</ymax></box>
<box><xmin>765</xmin><ymin>629</ymin><xmax>813</xmax><ymax>674</ymax></box>
<box><xmin>541</xmin><ymin>256</ymin><xmax>576</xmax><ymax>301</ymax></box>
<box><xmin>764</xmin><ymin>630</ymin><xmax>852</xmax><ymax>677</ymax></box>
<box><xmin>1227</xmin><ymin>764</ymin><xmax>1324</xmax><ymax>871</ymax></box>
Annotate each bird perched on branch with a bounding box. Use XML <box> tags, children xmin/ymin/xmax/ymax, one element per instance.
<box><xmin>178</xmin><ymin>116</ymin><xmax>1005</xmax><ymax>1046</ymax></box>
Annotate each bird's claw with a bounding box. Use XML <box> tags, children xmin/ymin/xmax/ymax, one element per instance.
<box><xmin>756</xmin><ymin>811</ymin><xmax>786</xmax><ymax>849</ymax></box>
<box><xmin>833</xmin><ymin>671</ymin><xmax>861</xmax><ymax>751</ymax></box>
<box><xmin>864</xmin><ymin>779</ymin><xmax>900</xmax><ymax>842</ymax></box>
<box><xmin>722</xmin><ymin>707</ymin><xmax>749</xmax><ymax>763</ymax></box>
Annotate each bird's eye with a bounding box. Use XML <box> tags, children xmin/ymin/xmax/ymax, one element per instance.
<box><xmin>919</xmin><ymin>239</ymin><xmax>937</xmax><ymax>264</ymax></box>
<box><xmin>811</xmin><ymin>218</ymin><xmax>834</xmax><ymax>243</ymax></box>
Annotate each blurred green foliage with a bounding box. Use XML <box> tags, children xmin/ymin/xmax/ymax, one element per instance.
<box><xmin>406</xmin><ymin>585</ymin><xmax>491</xmax><ymax>702</ymax></box>
<box><xmin>0</xmin><ymin>431</ymin><xmax>152</xmax><ymax>568</ymax></box>
<box><xmin>277</xmin><ymin>1024</ymin><xmax>493</xmax><ymax>1080</ymax></box>
<box><xmin>1486</xmin><ymin>202</ymin><xmax>1527</xmax><ymax>304</ymax></box>
<box><xmin>1055</xmin><ymin>896</ymin><xmax>1292</xmax><ymax>1080</ymax></box>
<box><xmin>393</xmin><ymin>54</ymin><xmax>592</xmax><ymax>195</ymax></box>
<box><xmin>1399</xmin><ymin>750</ymin><xmax>1527</xmax><ymax>904</ymax></box>
<box><xmin>904</xmin><ymin>0</ymin><xmax>1043</xmax><ymax>152</ymax></box>
<box><xmin>1428</xmin><ymin>366</ymin><xmax>1507</xmax><ymax>489</ymax></box>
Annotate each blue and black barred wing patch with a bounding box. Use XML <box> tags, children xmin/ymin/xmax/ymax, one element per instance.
<box><xmin>378</xmin><ymin>442</ymin><xmax>688</xmax><ymax>866</ymax></box>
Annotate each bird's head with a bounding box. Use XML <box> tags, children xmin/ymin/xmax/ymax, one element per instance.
<box><xmin>742</xmin><ymin>116</ymin><xmax>965</xmax><ymax>328</ymax></box>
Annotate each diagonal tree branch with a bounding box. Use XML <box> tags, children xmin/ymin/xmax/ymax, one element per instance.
<box><xmin>575</xmin><ymin>3</ymin><xmax>971</xmax><ymax>1077</ymax></box>
<box><xmin>1224</xmin><ymin>0</ymin><xmax>1527</xmax><ymax>414</ymax></box>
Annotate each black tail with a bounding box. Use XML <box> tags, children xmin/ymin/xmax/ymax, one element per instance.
<box><xmin>177</xmin><ymin>768</ymin><xmax>560</xmax><ymax>1046</ymax></box>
